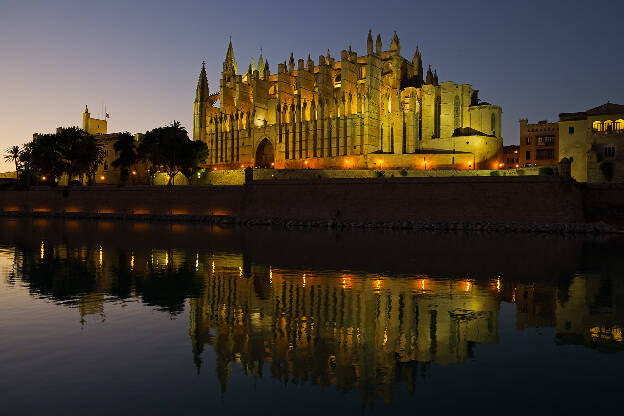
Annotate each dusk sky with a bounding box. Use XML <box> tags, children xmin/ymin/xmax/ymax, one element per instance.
<box><xmin>1</xmin><ymin>0</ymin><xmax>622</xmax><ymax>172</ymax></box>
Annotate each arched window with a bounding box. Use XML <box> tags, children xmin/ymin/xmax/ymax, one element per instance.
<box><xmin>491</xmin><ymin>113</ymin><xmax>496</xmax><ymax>136</ymax></box>
<box><xmin>380</xmin><ymin>125</ymin><xmax>384</xmax><ymax>151</ymax></box>
<box><xmin>593</xmin><ymin>120</ymin><xmax>603</xmax><ymax>131</ymax></box>
<box><xmin>615</xmin><ymin>119</ymin><xmax>624</xmax><ymax>131</ymax></box>
<box><xmin>434</xmin><ymin>96</ymin><xmax>441</xmax><ymax>138</ymax></box>
<box><xmin>454</xmin><ymin>96</ymin><xmax>460</xmax><ymax>130</ymax></box>
<box><xmin>604</xmin><ymin>120</ymin><xmax>614</xmax><ymax>132</ymax></box>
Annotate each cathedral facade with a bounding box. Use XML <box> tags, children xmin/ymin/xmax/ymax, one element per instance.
<box><xmin>193</xmin><ymin>31</ymin><xmax>503</xmax><ymax>170</ymax></box>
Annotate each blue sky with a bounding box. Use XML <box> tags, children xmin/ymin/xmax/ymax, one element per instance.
<box><xmin>1</xmin><ymin>0</ymin><xmax>622</xmax><ymax>171</ymax></box>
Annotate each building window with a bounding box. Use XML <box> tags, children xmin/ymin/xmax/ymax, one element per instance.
<box><xmin>537</xmin><ymin>135</ymin><xmax>554</xmax><ymax>146</ymax></box>
<box><xmin>103</xmin><ymin>161</ymin><xmax>108</xmax><ymax>171</ymax></box>
<box><xmin>615</xmin><ymin>119</ymin><xmax>624</xmax><ymax>131</ymax></box>
<box><xmin>433</xmin><ymin>96</ymin><xmax>441</xmax><ymax>138</ymax></box>
<box><xmin>604</xmin><ymin>120</ymin><xmax>614</xmax><ymax>132</ymax></box>
<box><xmin>526</xmin><ymin>137</ymin><xmax>531</xmax><ymax>145</ymax></box>
<box><xmin>569</xmin><ymin>126</ymin><xmax>574</xmax><ymax>134</ymax></box>
<box><xmin>593</xmin><ymin>121</ymin><xmax>603</xmax><ymax>131</ymax></box>
<box><xmin>454</xmin><ymin>96</ymin><xmax>460</xmax><ymax>130</ymax></box>
<box><xmin>491</xmin><ymin>113</ymin><xmax>496</xmax><ymax>136</ymax></box>
<box><xmin>526</xmin><ymin>150</ymin><xmax>531</xmax><ymax>160</ymax></box>
<box><xmin>605</xmin><ymin>146</ymin><xmax>616</xmax><ymax>159</ymax></box>
<box><xmin>536</xmin><ymin>149</ymin><xmax>554</xmax><ymax>160</ymax></box>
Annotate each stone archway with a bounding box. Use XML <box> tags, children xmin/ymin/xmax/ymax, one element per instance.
<box><xmin>255</xmin><ymin>138</ymin><xmax>274</xmax><ymax>168</ymax></box>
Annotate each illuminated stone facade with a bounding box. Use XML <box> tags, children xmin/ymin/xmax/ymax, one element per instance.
<box><xmin>193</xmin><ymin>32</ymin><xmax>503</xmax><ymax>170</ymax></box>
<box><xmin>558</xmin><ymin>102</ymin><xmax>624</xmax><ymax>182</ymax></box>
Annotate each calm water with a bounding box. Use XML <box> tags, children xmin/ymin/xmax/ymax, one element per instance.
<box><xmin>1</xmin><ymin>219</ymin><xmax>623</xmax><ymax>415</ymax></box>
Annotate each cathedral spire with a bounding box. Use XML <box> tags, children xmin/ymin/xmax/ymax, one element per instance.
<box><xmin>412</xmin><ymin>46</ymin><xmax>423</xmax><ymax>85</ymax></box>
<box><xmin>223</xmin><ymin>39</ymin><xmax>237</xmax><ymax>75</ymax></box>
<box><xmin>195</xmin><ymin>61</ymin><xmax>209</xmax><ymax>102</ymax></box>
<box><xmin>390</xmin><ymin>31</ymin><xmax>400</xmax><ymax>55</ymax></box>
<box><xmin>258</xmin><ymin>49</ymin><xmax>264</xmax><ymax>79</ymax></box>
<box><xmin>433</xmin><ymin>69</ymin><xmax>439</xmax><ymax>86</ymax></box>
<box><xmin>367</xmin><ymin>29</ymin><xmax>373</xmax><ymax>55</ymax></box>
<box><xmin>426</xmin><ymin>65</ymin><xmax>434</xmax><ymax>85</ymax></box>
<box><xmin>375</xmin><ymin>34</ymin><xmax>382</xmax><ymax>54</ymax></box>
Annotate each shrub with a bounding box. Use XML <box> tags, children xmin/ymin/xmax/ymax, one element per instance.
<box><xmin>517</xmin><ymin>169</ymin><xmax>525</xmax><ymax>176</ymax></box>
<box><xmin>539</xmin><ymin>167</ymin><xmax>554</xmax><ymax>176</ymax></box>
<box><xmin>600</xmin><ymin>162</ymin><xmax>614</xmax><ymax>182</ymax></box>
<box><xmin>490</xmin><ymin>171</ymin><xmax>500</xmax><ymax>176</ymax></box>
<box><xmin>375</xmin><ymin>170</ymin><xmax>385</xmax><ymax>178</ymax></box>
<box><xmin>399</xmin><ymin>169</ymin><xmax>408</xmax><ymax>177</ymax></box>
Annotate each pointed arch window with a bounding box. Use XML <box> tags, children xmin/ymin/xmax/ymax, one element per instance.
<box><xmin>491</xmin><ymin>113</ymin><xmax>496</xmax><ymax>136</ymax></box>
<box><xmin>454</xmin><ymin>96</ymin><xmax>460</xmax><ymax>130</ymax></box>
<box><xmin>434</xmin><ymin>96</ymin><xmax>441</xmax><ymax>138</ymax></box>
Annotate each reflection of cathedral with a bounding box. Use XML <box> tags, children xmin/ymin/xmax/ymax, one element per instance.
<box><xmin>189</xmin><ymin>253</ymin><xmax>501</xmax><ymax>402</ymax></box>
<box><xmin>188</xmin><ymin>254</ymin><xmax>624</xmax><ymax>403</ymax></box>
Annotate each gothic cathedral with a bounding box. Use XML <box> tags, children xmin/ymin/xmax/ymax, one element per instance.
<box><xmin>193</xmin><ymin>31</ymin><xmax>502</xmax><ymax>170</ymax></box>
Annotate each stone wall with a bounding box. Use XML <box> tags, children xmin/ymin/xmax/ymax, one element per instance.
<box><xmin>0</xmin><ymin>177</ymin><xmax>587</xmax><ymax>226</ymax></box>
<box><xmin>196</xmin><ymin>166</ymin><xmax>543</xmax><ymax>185</ymax></box>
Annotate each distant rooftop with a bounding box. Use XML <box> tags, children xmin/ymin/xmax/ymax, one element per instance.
<box><xmin>559</xmin><ymin>102</ymin><xmax>624</xmax><ymax>121</ymax></box>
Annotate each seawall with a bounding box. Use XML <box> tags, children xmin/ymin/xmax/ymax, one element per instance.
<box><xmin>2</xmin><ymin>176</ymin><xmax>616</xmax><ymax>232</ymax></box>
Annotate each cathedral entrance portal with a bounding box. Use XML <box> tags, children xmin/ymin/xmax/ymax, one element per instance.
<box><xmin>255</xmin><ymin>139</ymin><xmax>274</xmax><ymax>168</ymax></box>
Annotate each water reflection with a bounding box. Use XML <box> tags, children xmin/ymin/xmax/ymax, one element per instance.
<box><xmin>1</xmin><ymin>218</ymin><xmax>624</xmax><ymax>407</ymax></box>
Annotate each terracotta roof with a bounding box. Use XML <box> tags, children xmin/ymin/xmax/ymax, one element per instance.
<box><xmin>586</xmin><ymin>102</ymin><xmax>624</xmax><ymax>116</ymax></box>
<box><xmin>559</xmin><ymin>102</ymin><xmax>624</xmax><ymax>121</ymax></box>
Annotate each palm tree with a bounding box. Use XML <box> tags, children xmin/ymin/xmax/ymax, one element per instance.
<box><xmin>4</xmin><ymin>145</ymin><xmax>20</xmax><ymax>175</ymax></box>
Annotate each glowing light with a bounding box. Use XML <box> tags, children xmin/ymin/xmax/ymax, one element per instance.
<box><xmin>132</xmin><ymin>171</ymin><xmax>136</xmax><ymax>175</ymax></box>
<box><xmin>212</xmin><ymin>261</ymin><xmax>215</xmax><ymax>274</ymax></box>
<box><xmin>40</xmin><ymin>241</ymin><xmax>44</xmax><ymax>259</ymax></box>
<box><xmin>213</xmin><ymin>167</ymin><xmax>217</xmax><ymax>171</ymax></box>
<box><xmin>465</xmin><ymin>281</ymin><xmax>472</xmax><ymax>292</ymax></box>
<box><xmin>342</xmin><ymin>277</ymin><xmax>346</xmax><ymax>288</ymax></box>
<box><xmin>496</xmin><ymin>278</ymin><xmax>501</xmax><ymax>291</ymax></box>
<box><xmin>99</xmin><ymin>246</ymin><xmax>103</xmax><ymax>266</ymax></box>
<box><xmin>165</xmin><ymin>251</ymin><xmax>169</xmax><ymax>266</ymax></box>
<box><xmin>130</xmin><ymin>254</ymin><xmax>135</xmax><ymax>270</ymax></box>
<box><xmin>303</xmin><ymin>274</ymin><xmax>306</xmax><ymax>287</ymax></box>
<box><xmin>240</xmin><ymin>165</ymin><xmax>244</xmax><ymax>169</ymax></box>
<box><xmin>269</xmin><ymin>266</ymin><xmax>273</xmax><ymax>285</ymax></box>
<box><xmin>374</xmin><ymin>279</ymin><xmax>383</xmax><ymax>290</ymax></box>
<box><xmin>304</xmin><ymin>160</ymin><xmax>308</xmax><ymax>165</ymax></box>
<box><xmin>271</xmin><ymin>162</ymin><xmax>275</xmax><ymax>167</ymax></box>
<box><xmin>195</xmin><ymin>253</ymin><xmax>199</xmax><ymax>271</ymax></box>
<box><xmin>421</xmin><ymin>279</ymin><xmax>426</xmax><ymax>291</ymax></box>
<box><xmin>100</xmin><ymin>176</ymin><xmax>105</xmax><ymax>180</ymax></box>
<box><xmin>515</xmin><ymin>164</ymin><xmax>519</xmax><ymax>168</ymax></box>
<box><xmin>41</xmin><ymin>176</ymin><xmax>46</xmax><ymax>181</ymax></box>
<box><xmin>239</xmin><ymin>266</ymin><xmax>243</xmax><ymax>277</ymax></box>
<box><xmin>499</xmin><ymin>163</ymin><xmax>503</xmax><ymax>168</ymax></box>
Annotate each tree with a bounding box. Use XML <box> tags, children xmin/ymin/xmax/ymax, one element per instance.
<box><xmin>4</xmin><ymin>145</ymin><xmax>21</xmax><ymax>175</ymax></box>
<box><xmin>56</xmin><ymin>127</ymin><xmax>104</xmax><ymax>184</ymax></box>
<box><xmin>28</xmin><ymin>133</ymin><xmax>64</xmax><ymax>183</ymax></box>
<box><xmin>111</xmin><ymin>132</ymin><xmax>138</xmax><ymax>184</ymax></box>
<box><xmin>139</xmin><ymin>121</ymin><xmax>208</xmax><ymax>185</ymax></box>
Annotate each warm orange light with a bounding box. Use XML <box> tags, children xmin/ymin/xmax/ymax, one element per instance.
<box><xmin>100</xmin><ymin>176</ymin><xmax>105</xmax><ymax>180</ymax></box>
<box><xmin>499</xmin><ymin>163</ymin><xmax>503</xmax><ymax>167</ymax></box>
<box><xmin>271</xmin><ymin>162</ymin><xmax>275</xmax><ymax>167</ymax></box>
<box><xmin>41</xmin><ymin>176</ymin><xmax>46</xmax><ymax>181</ymax></box>
<box><xmin>240</xmin><ymin>164</ymin><xmax>244</xmax><ymax>169</ymax></box>
<box><xmin>304</xmin><ymin>160</ymin><xmax>308</xmax><ymax>165</ymax></box>
<box><xmin>515</xmin><ymin>164</ymin><xmax>519</xmax><ymax>168</ymax></box>
<box><xmin>213</xmin><ymin>167</ymin><xmax>217</xmax><ymax>171</ymax></box>
<box><xmin>132</xmin><ymin>171</ymin><xmax>136</xmax><ymax>175</ymax></box>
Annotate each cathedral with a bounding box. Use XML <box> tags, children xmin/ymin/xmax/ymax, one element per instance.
<box><xmin>193</xmin><ymin>31</ymin><xmax>503</xmax><ymax>170</ymax></box>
